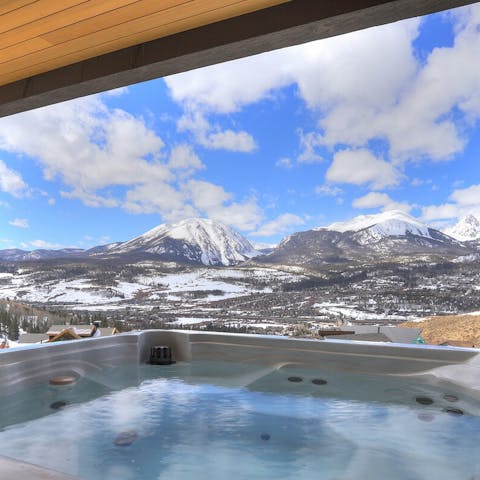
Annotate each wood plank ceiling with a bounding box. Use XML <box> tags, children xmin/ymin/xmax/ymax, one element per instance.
<box><xmin>0</xmin><ymin>0</ymin><xmax>289</xmax><ymax>87</ymax></box>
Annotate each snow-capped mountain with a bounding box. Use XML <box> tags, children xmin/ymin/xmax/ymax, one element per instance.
<box><xmin>256</xmin><ymin>210</ymin><xmax>471</xmax><ymax>268</ymax></box>
<box><xmin>0</xmin><ymin>248</ymin><xmax>84</xmax><ymax>262</ymax></box>
<box><xmin>0</xmin><ymin>219</ymin><xmax>259</xmax><ymax>266</ymax></box>
<box><xmin>323</xmin><ymin>210</ymin><xmax>431</xmax><ymax>239</ymax></box>
<box><xmin>1</xmin><ymin>212</ymin><xmax>476</xmax><ymax>268</ymax></box>
<box><xmin>444</xmin><ymin>214</ymin><xmax>480</xmax><ymax>241</ymax></box>
<box><xmin>107</xmin><ymin>218</ymin><xmax>260</xmax><ymax>266</ymax></box>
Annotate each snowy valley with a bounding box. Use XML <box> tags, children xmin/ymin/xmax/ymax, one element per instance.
<box><xmin>1</xmin><ymin>212</ymin><xmax>480</xmax><ymax>337</ymax></box>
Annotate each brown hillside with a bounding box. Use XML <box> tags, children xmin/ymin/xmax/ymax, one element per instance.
<box><xmin>401</xmin><ymin>315</ymin><xmax>480</xmax><ymax>346</ymax></box>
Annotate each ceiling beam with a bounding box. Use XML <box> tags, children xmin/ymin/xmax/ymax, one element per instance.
<box><xmin>0</xmin><ymin>0</ymin><xmax>476</xmax><ymax>118</ymax></box>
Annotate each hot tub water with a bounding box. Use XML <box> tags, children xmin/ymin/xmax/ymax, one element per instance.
<box><xmin>0</xmin><ymin>361</ymin><xmax>478</xmax><ymax>480</ymax></box>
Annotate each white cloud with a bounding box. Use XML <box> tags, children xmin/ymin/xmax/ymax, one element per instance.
<box><xmin>103</xmin><ymin>86</ymin><xmax>129</xmax><ymax>97</ymax></box>
<box><xmin>166</xmin><ymin>8</ymin><xmax>480</xmax><ymax>166</ymax></box>
<box><xmin>177</xmin><ymin>110</ymin><xmax>256</xmax><ymax>152</ymax></box>
<box><xmin>352</xmin><ymin>192</ymin><xmax>412</xmax><ymax>213</ymax></box>
<box><xmin>9</xmin><ymin>218</ymin><xmax>29</xmax><ymax>229</ymax></box>
<box><xmin>326</xmin><ymin>149</ymin><xmax>401</xmax><ymax>189</ymax></box>
<box><xmin>276</xmin><ymin>157</ymin><xmax>293</xmax><ymax>169</ymax></box>
<box><xmin>411</xmin><ymin>178</ymin><xmax>433</xmax><ymax>187</ymax></box>
<box><xmin>307</xmin><ymin>10</ymin><xmax>480</xmax><ymax>162</ymax></box>
<box><xmin>0</xmin><ymin>98</ymin><xmax>167</xmax><ymax>200</ymax></box>
<box><xmin>206</xmin><ymin>130</ymin><xmax>256</xmax><ymax>152</ymax></box>
<box><xmin>165</xmin><ymin>19</ymin><xmax>420</xmax><ymax>156</ymax></box>
<box><xmin>0</xmin><ymin>160</ymin><xmax>28</xmax><ymax>197</ymax></box>
<box><xmin>297</xmin><ymin>131</ymin><xmax>323</xmax><ymax>164</ymax></box>
<box><xmin>165</xmin><ymin>49</ymin><xmax>293</xmax><ymax>114</ymax></box>
<box><xmin>421</xmin><ymin>203</ymin><xmax>460</xmax><ymax>222</ymax></box>
<box><xmin>352</xmin><ymin>192</ymin><xmax>391</xmax><ymax>209</ymax></box>
<box><xmin>0</xmin><ymin>96</ymin><xmax>264</xmax><ymax>232</ymax></box>
<box><xmin>421</xmin><ymin>183</ymin><xmax>480</xmax><ymax>222</ymax></box>
<box><xmin>123</xmin><ymin>181</ymin><xmax>195</xmax><ymax>218</ymax></box>
<box><xmin>449</xmin><ymin>184</ymin><xmax>480</xmax><ymax>206</ymax></box>
<box><xmin>165</xmin><ymin>18</ymin><xmax>417</xmax><ymax>122</ymax></box>
<box><xmin>315</xmin><ymin>184</ymin><xmax>342</xmax><ymax>197</ymax></box>
<box><xmin>122</xmin><ymin>177</ymin><xmax>263</xmax><ymax>231</ymax></box>
<box><xmin>48</xmin><ymin>197</ymin><xmax>56</xmax><ymax>206</ymax></box>
<box><xmin>30</xmin><ymin>239</ymin><xmax>63</xmax><ymax>249</ymax></box>
<box><xmin>185</xmin><ymin>180</ymin><xmax>263</xmax><ymax>231</ymax></box>
<box><xmin>251</xmin><ymin>213</ymin><xmax>305</xmax><ymax>237</ymax></box>
<box><xmin>168</xmin><ymin>144</ymin><xmax>204</xmax><ymax>176</ymax></box>
<box><xmin>60</xmin><ymin>189</ymin><xmax>120</xmax><ymax>208</ymax></box>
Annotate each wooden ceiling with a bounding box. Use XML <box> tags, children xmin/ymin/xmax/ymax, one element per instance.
<box><xmin>1</xmin><ymin>0</ymin><xmax>476</xmax><ymax>117</ymax></box>
<box><xmin>0</xmin><ymin>0</ymin><xmax>289</xmax><ymax>88</ymax></box>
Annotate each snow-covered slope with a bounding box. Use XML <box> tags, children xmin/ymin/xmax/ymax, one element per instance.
<box><xmin>444</xmin><ymin>214</ymin><xmax>480</xmax><ymax>241</ymax></box>
<box><xmin>110</xmin><ymin>218</ymin><xmax>260</xmax><ymax>266</ymax></box>
<box><xmin>321</xmin><ymin>210</ymin><xmax>432</xmax><ymax>239</ymax></box>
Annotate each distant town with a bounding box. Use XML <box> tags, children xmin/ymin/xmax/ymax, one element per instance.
<box><xmin>1</xmin><ymin>212</ymin><xmax>480</xmax><ymax>348</ymax></box>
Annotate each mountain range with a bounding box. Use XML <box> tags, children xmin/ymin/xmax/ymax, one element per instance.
<box><xmin>0</xmin><ymin>219</ymin><xmax>260</xmax><ymax>266</ymax></box>
<box><xmin>256</xmin><ymin>210</ymin><xmax>470</xmax><ymax>268</ymax></box>
<box><xmin>1</xmin><ymin>212</ymin><xmax>480</xmax><ymax>267</ymax></box>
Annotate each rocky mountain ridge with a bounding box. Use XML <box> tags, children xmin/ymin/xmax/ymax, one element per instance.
<box><xmin>104</xmin><ymin>218</ymin><xmax>260</xmax><ymax>266</ymax></box>
<box><xmin>0</xmin><ymin>219</ymin><xmax>260</xmax><ymax>267</ymax></box>
<box><xmin>2</xmin><ymin>212</ymin><xmax>479</xmax><ymax>267</ymax></box>
<box><xmin>255</xmin><ymin>210</ymin><xmax>473</xmax><ymax>268</ymax></box>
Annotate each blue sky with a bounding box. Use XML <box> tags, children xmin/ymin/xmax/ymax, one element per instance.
<box><xmin>2</xmin><ymin>4</ymin><xmax>480</xmax><ymax>250</ymax></box>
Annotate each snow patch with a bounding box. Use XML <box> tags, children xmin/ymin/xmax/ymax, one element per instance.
<box><xmin>445</xmin><ymin>214</ymin><xmax>480</xmax><ymax>241</ymax></box>
<box><xmin>320</xmin><ymin>210</ymin><xmax>432</xmax><ymax>239</ymax></box>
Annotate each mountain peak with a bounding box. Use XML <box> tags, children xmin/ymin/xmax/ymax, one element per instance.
<box><xmin>115</xmin><ymin>217</ymin><xmax>260</xmax><ymax>266</ymax></box>
<box><xmin>319</xmin><ymin>210</ymin><xmax>430</xmax><ymax>238</ymax></box>
<box><xmin>444</xmin><ymin>214</ymin><xmax>480</xmax><ymax>241</ymax></box>
<box><xmin>143</xmin><ymin>218</ymin><xmax>230</xmax><ymax>241</ymax></box>
<box><xmin>463</xmin><ymin>214</ymin><xmax>480</xmax><ymax>226</ymax></box>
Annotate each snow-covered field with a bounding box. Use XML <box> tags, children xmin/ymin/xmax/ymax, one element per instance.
<box><xmin>0</xmin><ymin>266</ymin><xmax>304</xmax><ymax>310</ymax></box>
<box><xmin>0</xmin><ymin>277</ymin><xmax>148</xmax><ymax>305</ymax></box>
<box><xmin>167</xmin><ymin>317</ymin><xmax>216</xmax><ymax>325</ymax></box>
<box><xmin>313</xmin><ymin>302</ymin><xmax>419</xmax><ymax>322</ymax></box>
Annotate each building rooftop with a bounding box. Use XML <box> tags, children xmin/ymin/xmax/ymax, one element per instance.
<box><xmin>47</xmin><ymin>324</ymin><xmax>95</xmax><ymax>337</ymax></box>
<box><xmin>325</xmin><ymin>333</ymin><xmax>392</xmax><ymax>343</ymax></box>
<box><xmin>17</xmin><ymin>333</ymin><xmax>49</xmax><ymax>344</ymax></box>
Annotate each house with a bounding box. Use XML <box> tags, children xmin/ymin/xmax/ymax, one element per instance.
<box><xmin>48</xmin><ymin>328</ymin><xmax>82</xmax><ymax>343</ymax></box>
<box><xmin>46</xmin><ymin>324</ymin><xmax>119</xmax><ymax>342</ymax></box>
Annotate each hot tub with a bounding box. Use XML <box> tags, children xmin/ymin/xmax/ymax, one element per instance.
<box><xmin>0</xmin><ymin>330</ymin><xmax>479</xmax><ymax>479</ymax></box>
